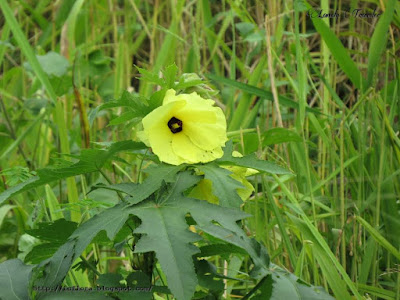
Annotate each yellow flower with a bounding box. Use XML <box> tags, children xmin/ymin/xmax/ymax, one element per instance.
<box><xmin>138</xmin><ymin>89</ymin><xmax>227</xmax><ymax>165</ymax></box>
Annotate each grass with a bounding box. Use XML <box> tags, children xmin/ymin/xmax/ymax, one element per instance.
<box><xmin>0</xmin><ymin>0</ymin><xmax>399</xmax><ymax>299</ymax></box>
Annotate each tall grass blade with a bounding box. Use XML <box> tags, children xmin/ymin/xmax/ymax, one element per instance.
<box><xmin>304</xmin><ymin>1</ymin><xmax>366</xmax><ymax>90</ymax></box>
<box><xmin>366</xmin><ymin>0</ymin><xmax>396</xmax><ymax>87</ymax></box>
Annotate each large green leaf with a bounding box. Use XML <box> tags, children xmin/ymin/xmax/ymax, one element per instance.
<box><xmin>0</xmin><ymin>141</ymin><xmax>146</xmax><ymax>205</ymax></box>
<box><xmin>26</xmin><ymin>219</ymin><xmax>77</xmax><ymax>243</ymax></box>
<box><xmin>245</xmin><ymin>265</ymin><xmax>334</xmax><ymax>300</ymax></box>
<box><xmin>131</xmin><ymin>174</ymin><xmax>202</xmax><ymax>300</ymax></box>
<box><xmin>31</xmin><ymin>202</ymin><xmax>133</xmax><ymax>296</ymax></box>
<box><xmin>197</xmin><ymin>164</ymin><xmax>244</xmax><ymax>208</ymax></box>
<box><xmin>31</xmin><ymin>170</ymin><xmax>261</xmax><ymax>300</ymax></box>
<box><xmin>0</xmin><ymin>259</ymin><xmax>35</xmax><ymax>300</ymax></box>
<box><xmin>196</xmin><ymin>225</ymin><xmax>269</xmax><ymax>279</ymax></box>
<box><xmin>130</xmin><ymin>171</ymin><xmax>255</xmax><ymax>299</ymax></box>
<box><xmin>90</xmin><ymin>164</ymin><xmax>183</xmax><ymax>204</ymax></box>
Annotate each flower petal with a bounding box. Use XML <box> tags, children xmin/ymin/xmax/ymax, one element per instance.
<box><xmin>141</xmin><ymin>99</ymin><xmax>186</xmax><ymax>165</ymax></box>
<box><xmin>148</xmin><ymin>125</ymin><xmax>183</xmax><ymax>165</ymax></box>
<box><xmin>142</xmin><ymin>100</ymin><xmax>185</xmax><ymax>131</ymax></box>
<box><xmin>137</xmin><ymin>130</ymin><xmax>150</xmax><ymax>146</ymax></box>
<box><xmin>183</xmin><ymin>122</ymin><xmax>225</xmax><ymax>150</ymax></box>
<box><xmin>172</xmin><ymin>133</ymin><xmax>223</xmax><ymax>163</ymax></box>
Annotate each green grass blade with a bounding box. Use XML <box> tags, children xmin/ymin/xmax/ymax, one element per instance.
<box><xmin>273</xmin><ymin>174</ymin><xmax>363</xmax><ymax>299</ymax></box>
<box><xmin>45</xmin><ymin>185</ymin><xmax>64</xmax><ymax>221</ymax></box>
<box><xmin>356</xmin><ymin>215</ymin><xmax>400</xmax><ymax>261</ymax></box>
<box><xmin>0</xmin><ymin>111</ymin><xmax>45</xmax><ymax>161</ymax></box>
<box><xmin>206</xmin><ymin>73</ymin><xmax>322</xmax><ymax>115</ymax></box>
<box><xmin>366</xmin><ymin>0</ymin><xmax>396</xmax><ymax>87</ymax></box>
<box><xmin>304</xmin><ymin>1</ymin><xmax>366</xmax><ymax>90</ymax></box>
<box><xmin>0</xmin><ymin>23</ymin><xmax>10</xmax><ymax>67</ymax></box>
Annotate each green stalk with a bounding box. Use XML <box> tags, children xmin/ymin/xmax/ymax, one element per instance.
<box><xmin>54</xmin><ymin>101</ymin><xmax>81</xmax><ymax>223</ymax></box>
<box><xmin>339</xmin><ymin>112</ymin><xmax>346</xmax><ymax>270</ymax></box>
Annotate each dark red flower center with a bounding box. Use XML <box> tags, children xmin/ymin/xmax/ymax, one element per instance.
<box><xmin>168</xmin><ymin>117</ymin><xmax>183</xmax><ymax>133</ymax></box>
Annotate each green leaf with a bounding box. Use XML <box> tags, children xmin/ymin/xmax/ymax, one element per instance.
<box><xmin>96</xmin><ymin>273</ymin><xmax>124</xmax><ymax>287</ymax></box>
<box><xmin>49</xmin><ymin>75</ymin><xmax>73</xmax><ymax>97</ymax></box>
<box><xmin>100</xmin><ymin>91</ymin><xmax>149</xmax><ymax>112</ymax></box>
<box><xmin>163</xmin><ymin>63</ymin><xmax>178</xmax><ymax>88</ymax></box>
<box><xmin>195</xmin><ymin>260</ymin><xmax>224</xmax><ymax>293</ymax></box>
<box><xmin>24</xmin><ymin>52</ymin><xmax>69</xmax><ymax>77</ymax></box>
<box><xmin>196</xmin><ymin>244</ymin><xmax>247</xmax><ymax>257</ymax></box>
<box><xmin>242</xmin><ymin>133</ymin><xmax>260</xmax><ymax>154</ymax></box>
<box><xmin>90</xmin><ymin>164</ymin><xmax>182</xmax><ymax>204</ymax></box>
<box><xmin>0</xmin><ymin>141</ymin><xmax>146</xmax><ymax>205</ymax></box>
<box><xmin>31</xmin><ymin>170</ymin><xmax>260</xmax><ymax>300</ymax></box>
<box><xmin>136</xmin><ymin>66</ymin><xmax>166</xmax><ymax>87</ymax></box>
<box><xmin>126</xmin><ymin>271</ymin><xmax>151</xmax><ymax>287</ymax></box>
<box><xmin>0</xmin><ymin>204</ymin><xmax>15</xmax><ymax>228</ymax></box>
<box><xmin>132</xmin><ymin>203</ymin><xmax>201</xmax><ymax>300</ymax></box>
<box><xmin>197</xmin><ymin>164</ymin><xmax>244</xmax><ymax>208</ymax></box>
<box><xmin>263</xmin><ymin>128</ymin><xmax>302</xmax><ymax>146</ymax></box>
<box><xmin>0</xmin><ymin>259</ymin><xmax>35</xmax><ymax>300</ymax></box>
<box><xmin>122</xmin><ymin>272</ymin><xmax>153</xmax><ymax>300</ymax></box>
<box><xmin>245</xmin><ymin>265</ymin><xmax>334</xmax><ymax>300</ymax></box>
<box><xmin>26</xmin><ymin>219</ymin><xmax>77</xmax><ymax>243</ymax></box>
<box><xmin>25</xmin><ymin>243</ymin><xmax>61</xmax><ymax>264</ymax></box>
<box><xmin>197</xmin><ymin>224</ymin><xmax>269</xmax><ymax>279</ymax></box>
<box><xmin>32</xmin><ymin>240</ymin><xmax>76</xmax><ymax>290</ymax></box>
<box><xmin>98</xmin><ymin>91</ymin><xmax>151</xmax><ymax>124</ymax></box>
<box><xmin>128</xmin><ymin>171</ymin><xmax>256</xmax><ymax>299</ymax></box>
<box><xmin>356</xmin><ymin>216</ymin><xmax>400</xmax><ymax>261</ymax></box>
<box><xmin>117</xmin><ymin>290</ymin><xmax>153</xmax><ymax>300</ymax></box>
<box><xmin>31</xmin><ymin>202</ymin><xmax>132</xmax><ymax>290</ymax></box>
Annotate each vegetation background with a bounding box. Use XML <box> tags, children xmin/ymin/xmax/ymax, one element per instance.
<box><xmin>0</xmin><ymin>0</ymin><xmax>399</xmax><ymax>299</ymax></box>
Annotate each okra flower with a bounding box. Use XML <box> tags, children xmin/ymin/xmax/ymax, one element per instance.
<box><xmin>138</xmin><ymin>89</ymin><xmax>227</xmax><ymax>165</ymax></box>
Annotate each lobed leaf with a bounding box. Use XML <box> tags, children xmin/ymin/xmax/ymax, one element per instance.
<box><xmin>0</xmin><ymin>259</ymin><xmax>35</xmax><ymax>300</ymax></box>
<box><xmin>29</xmin><ymin>170</ymin><xmax>267</xmax><ymax>300</ymax></box>
<box><xmin>197</xmin><ymin>163</ymin><xmax>244</xmax><ymax>208</ymax></box>
<box><xmin>244</xmin><ymin>264</ymin><xmax>334</xmax><ymax>300</ymax></box>
<box><xmin>90</xmin><ymin>164</ymin><xmax>183</xmax><ymax>204</ymax></box>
